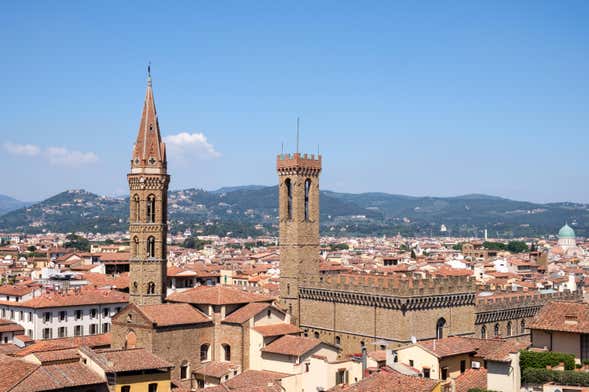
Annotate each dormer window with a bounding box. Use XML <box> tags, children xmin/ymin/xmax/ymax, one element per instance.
<box><xmin>565</xmin><ymin>315</ymin><xmax>578</xmax><ymax>325</ymax></box>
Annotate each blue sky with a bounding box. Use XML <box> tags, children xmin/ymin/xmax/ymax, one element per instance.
<box><xmin>1</xmin><ymin>1</ymin><xmax>588</xmax><ymax>203</ymax></box>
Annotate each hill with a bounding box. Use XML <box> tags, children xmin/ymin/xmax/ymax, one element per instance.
<box><xmin>1</xmin><ymin>187</ymin><xmax>588</xmax><ymax>238</ymax></box>
<box><xmin>0</xmin><ymin>194</ymin><xmax>31</xmax><ymax>215</ymax></box>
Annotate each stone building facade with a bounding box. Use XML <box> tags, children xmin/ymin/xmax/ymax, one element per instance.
<box><xmin>127</xmin><ymin>69</ymin><xmax>169</xmax><ymax>306</ymax></box>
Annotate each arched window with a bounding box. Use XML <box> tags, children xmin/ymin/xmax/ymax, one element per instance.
<box><xmin>147</xmin><ymin>282</ymin><xmax>155</xmax><ymax>295</ymax></box>
<box><xmin>125</xmin><ymin>330</ymin><xmax>136</xmax><ymax>349</ymax></box>
<box><xmin>304</xmin><ymin>179</ymin><xmax>311</xmax><ymax>221</ymax></box>
<box><xmin>314</xmin><ymin>331</ymin><xmax>320</xmax><ymax>339</ymax></box>
<box><xmin>132</xmin><ymin>236</ymin><xmax>139</xmax><ymax>257</ymax></box>
<box><xmin>267</xmin><ymin>309</ymin><xmax>271</xmax><ymax>318</ymax></box>
<box><xmin>481</xmin><ymin>325</ymin><xmax>487</xmax><ymax>339</ymax></box>
<box><xmin>288</xmin><ymin>304</ymin><xmax>292</xmax><ymax>315</ymax></box>
<box><xmin>520</xmin><ymin>319</ymin><xmax>526</xmax><ymax>334</ymax></box>
<box><xmin>436</xmin><ymin>318</ymin><xmax>446</xmax><ymax>339</ymax></box>
<box><xmin>147</xmin><ymin>194</ymin><xmax>156</xmax><ymax>223</ymax></box>
<box><xmin>222</xmin><ymin>344</ymin><xmax>231</xmax><ymax>361</ymax></box>
<box><xmin>335</xmin><ymin>336</ymin><xmax>341</xmax><ymax>346</ymax></box>
<box><xmin>180</xmin><ymin>360</ymin><xmax>189</xmax><ymax>379</ymax></box>
<box><xmin>506</xmin><ymin>321</ymin><xmax>512</xmax><ymax>337</ymax></box>
<box><xmin>147</xmin><ymin>236</ymin><xmax>155</xmax><ymax>258</ymax></box>
<box><xmin>287</xmin><ymin>283</ymin><xmax>290</xmax><ymax>296</ymax></box>
<box><xmin>133</xmin><ymin>194</ymin><xmax>140</xmax><ymax>222</ymax></box>
<box><xmin>200</xmin><ymin>344</ymin><xmax>210</xmax><ymax>362</ymax></box>
<box><xmin>285</xmin><ymin>179</ymin><xmax>292</xmax><ymax>220</ymax></box>
<box><xmin>494</xmin><ymin>323</ymin><xmax>500</xmax><ymax>337</ymax></box>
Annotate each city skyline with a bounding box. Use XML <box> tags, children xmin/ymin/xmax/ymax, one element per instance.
<box><xmin>1</xmin><ymin>1</ymin><xmax>588</xmax><ymax>203</ymax></box>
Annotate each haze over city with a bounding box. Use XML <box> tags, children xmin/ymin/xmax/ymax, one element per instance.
<box><xmin>1</xmin><ymin>1</ymin><xmax>588</xmax><ymax>203</ymax></box>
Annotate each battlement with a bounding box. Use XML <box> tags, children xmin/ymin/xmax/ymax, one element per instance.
<box><xmin>301</xmin><ymin>273</ymin><xmax>476</xmax><ymax>297</ymax></box>
<box><xmin>475</xmin><ymin>289</ymin><xmax>582</xmax><ymax>312</ymax></box>
<box><xmin>276</xmin><ymin>153</ymin><xmax>322</xmax><ymax>174</ymax></box>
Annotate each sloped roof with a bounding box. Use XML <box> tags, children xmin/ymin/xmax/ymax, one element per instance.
<box><xmin>261</xmin><ymin>335</ymin><xmax>322</xmax><ymax>357</ymax></box>
<box><xmin>528</xmin><ymin>301</ymin><xmax>589</xmax><ymax>334</ymax></box>
<box><xmin>93</xmin><ymin>348</ymin><xmax>173</xmax><ymax>372</ymax></box>
<box><xmin>10</xmin><ymin>362</ymin><xmax>105</xmax><ymax>392</ymax></box>
<box><xmin>137</xmin><ymin>303</ymin><xmax>211</xmax><ymax>327</ymax></box>
<box><xmin>253</xmin><ymin>323</ymin><xmax>300</xmax><ymax>337</ymax></box>
<box><xmin>327</xmin><ymin>369</ymin><xmax>439</xmax><ymax>392</ymax></box>
<box><xmin>167</xmin><ymin>285</ymin><xmax>273</xmax><ymax>305</ymax></box>
<box><xmin>223</xmin><ymin>302</ymin><xmax>270</xmax><ymax>324</ymax></box>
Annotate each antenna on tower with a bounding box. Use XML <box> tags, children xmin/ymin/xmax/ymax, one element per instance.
<box><xmin>296</xmin><ymin>117</ymin><xmax>300</xmax><ymax>154</ymax></box>
<box><xmin>147</xmin><ymin>62</ymin><xmax>152</xmax><ymax>84</ymax></box>
<box><xmin>281</xmin><ymin>142</ymin><xmax>284</xmax><ymax>154</ymax></box>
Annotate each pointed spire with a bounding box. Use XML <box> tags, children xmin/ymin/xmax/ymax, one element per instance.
<box><xmin>131</xmin><ymin>66</ymin><xmax>166</xmax><ymax>172</ymax></box>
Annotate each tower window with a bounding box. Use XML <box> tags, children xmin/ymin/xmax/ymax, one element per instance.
<box><xmin>133</xmin><ymin>194</ymin><xmax>140</xmax><ymax>222</ymax></box>
<box><xmin>494</xmin><ymin>323</ymin><xmax>500</xmax><ymax>337</ymax></box>
<box><xmin>436</xmin><ymin>318</ymin><xmax>446</xmax><ymax>339</ymax></box>
<box><xmin>147</xmin><ymin>236</ymin><xmax>155</xmax><ymax>258</ymax></box>
<box><xmin>285</xmin><ymin>178</ymin><xmax>292</xmax><ymax>220</ymax></box>
<box><xmin>481</xmin><ymin>325</ymin><xmax>487</xmax><ymax>339</ymax></box>
<box><xmin>222</xmin><ymin>344</ymin><xmax>231</xmax><ymax>361</ymax></box>
<box><xmin>147</xmin><ymin>194</ymin><xmax>156</xmax><ymax>223</ymax></box>
<box><xmin>506</xmin><ymin>321</ymin><xmax>512</xmax><ymax>337</ymax></box>
<box><xmin>147</xmin><ymin>282</ymin><xmax>155</xmax><ymax>294</ymax></box>
<box><xmin>200</xmin><ymin>344</ymin><xmax>210</xmax><ymax>362</ymax></box>
<box><xmin>133</xmin><ymin>236</ymin><xmax>139</xmax><ymax>257</ymax></box>
<box><xmin>520</xmin><ymin>319</ymin><xmax>526</xmax><ymax>334</ymax></box>
<box><xmin>304</xmin><ymin>178</ymin><xmax>311</xmax><ymax>221</ymax></box>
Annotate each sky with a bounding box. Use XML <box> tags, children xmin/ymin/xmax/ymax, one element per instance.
<box><xmin>1</xmin><ymin>1</ymin><xmax>588</xmax><ymax>203</ymax></box>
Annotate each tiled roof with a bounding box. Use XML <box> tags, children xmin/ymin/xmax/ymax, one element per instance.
<box><xmin>0</xmin><ymin>344</ymin><xmax>19</xmax><ymax>355</ymax></box>
<box><xmin>195</xmin><ymin>360</ymin><xmax>239</xmax><ymax>378</ymax></box>
<box><xmin>223</xmin><ymin>370</ymin><xmax>290</xmax><ymax>389</ymax></box>
<box><xmin>418</xmin><ymin>336</ymin><xmax>478</xmax><ymax>358</ymax></box>
<box><xmin>31</xmin><ymin>348</ymin><xmax>80</xmax><ymax>364</ymax></box>
<box><xmin>261</xmin><ymin>335</ymin><xmax>322</xmax><ymax>357</ymax></box>
<box><xmin>0</xmin><ymin>319</ymin><xmax>24</xmax><ymax>333</ymax></box>
<box><xmin>15</xmin><ymin>333</ymin><xmax>111</xmax><ymax>357</ymax></box>
<box><xmin>0</xmin><ymin>355</ymin><xmax>38</xmax><ymax>391</ymax></box>
<box><xmin>94</xmin><ymin>348</ymin><xmax>174</xmax><ymax>372</ymax></box>
<box><xmin>82</xmin><ymin>272</ymin><xmax>129</xmax><ymax>290</ymax></box>
<box><xmin>15</xmin><ymin>289</ymin><xmax>128</xmax><ymax>309</ymax></box>
<box><xmin>10</xmin><ymin>362</ymin><xmax>106</xmax><ymax>391</ymax></box>
<box><xmin>253</xmin><ymin>323</ymin><xmax>300</xmax><ymax>337</ymax></box>
<box><xmin>327</xmin><ymin>368</ymin><xmax>439</xmax><ymax>392</ymax></box>
<box><xmin>528</xmin><ymin>301</ymin><xmax>589</xmax><ymax>334</ymax></box>
<box><xmin>0</xmin><ymin>285</ymin><xmax>34</xmax><ymax>296</ymax></box>
<box><xmin>137</xmin><ymin>303</ymin><xmax>211</xmax><ymax>327</ymax></box>
<box><xmin>223</xmin><ymin>303</ymin><xmax>270</xmax><ymax>324</ymax></box>
<box><xmin>455</xmin><ymin>368</ymin><xmax>487</xmax><ymax>392</ymax></box>
<box><xmin>167</xmin><ymin>285</ymin><xmax>273</xmax><ymax>305</ymax></box>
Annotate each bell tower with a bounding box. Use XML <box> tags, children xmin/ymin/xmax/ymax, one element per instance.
<box><xmin>127</xmin><ymin>68</ymin><xmax>169</xmax><ymax>305</ymax></box>
<box><xmin>277</xmin><ymin>152</ymin><xmax>321</xmax><ymax>324</ymax></box>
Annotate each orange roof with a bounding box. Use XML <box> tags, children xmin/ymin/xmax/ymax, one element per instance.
<box><xmin>93</xmin><ymin>347</ymin><xmax>173</xmax><ymax>372</ymax></box>
<box><xmin>16</xmin><ymin>334</ymin><xmax>111</xmax><ymax>357</ymax></box>
<box><xmin>254</xmin><ymin>323</ymin><xmax>300</xmax><ymax>337</ymax></box>
<box><xmin>455</xmin><ymin>368</ymin><xmax>487</xmax><ymax>392</ymax></box>
<box><xmin>14</xmin><ymin>289</ymin><xmax>128</xmax><ymax>309</ymax></box>
<box><xmin>328</xmin><ymin>368</ymin><xmax>439</xmax><ymax>392</ymax></box>
<box><xmin>528</xmin><ymin>301</ymin><xmax>589</xmax><ymax>334</ymax></box>
<box><xmin>261</xmin><ymin>335</ymin><xmax>323</xmax><ymax>357</ymax></box>
<box><xmin>167</xmin><ymin>285</ymin><xmax>273</xmax><ymax>306</ymax></box>
<box><xmin>223</xmin><ymin>302</ymin><xmax>270</xmax><ymax>324</ymax></box>
<box><xmin>196</xmin><ymin>361</ymin><xmax>240</xmax><ymax>378</ymax></box>
<box><xmin>137</xmin><ymin>303</ymin><xmax>211</xmax><ymax>327</ymax></box>
<box><xmin>11</xmin><ymin>361</ymin><xmax>105</xmax><ymax>391</ymax></box>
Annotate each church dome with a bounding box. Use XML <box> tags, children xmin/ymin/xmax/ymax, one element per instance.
<box><xmin>558</xmin><ymin>224</ymin><xmax>576</xmax><ymax>239</ymax></box>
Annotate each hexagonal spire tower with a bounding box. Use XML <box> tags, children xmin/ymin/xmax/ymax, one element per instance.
<box><xmin>127</xmin><ymin>67</ymin><xmax>169</xmax><ymax>305</ymax></box>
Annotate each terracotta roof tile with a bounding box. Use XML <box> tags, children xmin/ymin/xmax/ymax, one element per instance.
<box><xmin>261</xmin><ymin>335</ymin><xmax>323</xmax><ymax>357</ymax></box>
<box><xmin>167</xmin><ymin>285</ymin><xmax>273</xmax><ymax>306</ymax></box>
<box><xmin>10</xmin><ymin>362</ymin><xmax>105</xmax><ymax>391</ymax></box>
<box><xmin>327</xmin><ymin>368</ymin><xmax>439</xmax><ymax>392</ymax></box>
<box><xmin>253</xmin><ymin>323</ymin><xmax>300</xmax><ymax>337</ymax></box>
<box><xmin>455</xmin><ymin>368</ymin><xmax>487</xmax><ymax>392</ymax></box>
<box><xmin>223</xmin><ymin>370</ymin><xmax>290</xmax><ymax>389</ymax></box>
<box><xmin>0</xmin><ymin>355</ymin><xmax>38</xmax><ymax>391</ymax></box>
<box><xmin>528</xmin><ymin>301</ymin><xmax>589</xmax><ymax>334</ymax></box>
<box><xmin>223</xmin><ymin>303</ymin><xmax>270</xmax><ymax>324</ymax></box>
<box><xmin>15</xmin><ymin>333</ymin><xmax>111</xmax><ymax>357</ymax></box>
<box><xmin>94</xmin><ymin>347</ymin><xmax>173</xmax><ymax>372</ymax></box>
<box><xmin>137</xmin><ymin>303</ymin><xmax>211</xmax><ymax>327</ymax></box>
<box><xmin>16</xmin><ymin>289</ymin><xmax>128</xmax><ymax>309</ymax></box>
<box><xmin>195</xmin><ymin>360</ymin><xmax>239</xmax><ymax>378</ymax></box>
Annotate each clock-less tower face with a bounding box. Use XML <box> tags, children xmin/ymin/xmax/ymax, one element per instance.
<box><xmin>127</xmin><ymin>72</ymin><xmax>169</xmax><ymax>306</ymax></box>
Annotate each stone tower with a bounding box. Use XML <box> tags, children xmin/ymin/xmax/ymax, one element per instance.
<box><xmin>277</xmin><ymin>152</ymin><xmax>322</xmax><ymax>324</ymax></box>
<box><xmin>127</xmin><ymin>69</ymin><xmax>169</xmax><ymax>305</ymax></box>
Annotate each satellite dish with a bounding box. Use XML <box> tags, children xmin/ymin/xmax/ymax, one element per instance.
<box><xmin>411</xmin><ymin>336</ymin><xmax>417</xmax><ymax>344</ymax></box>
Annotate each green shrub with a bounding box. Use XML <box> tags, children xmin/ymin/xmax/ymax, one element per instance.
<box><xmin>520</xmin><ymin>350</ymin><xmax>576</xmax><ymax>371</ymax></box>
<box><xmin>522</xmin><ymin>368</ymin><xmax>589</xmax><ymax>387</ymax></box>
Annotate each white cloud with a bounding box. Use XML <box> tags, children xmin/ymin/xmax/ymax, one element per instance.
<box><xmin>164</xmin><ymin>132</ymin><xmax>221</xmax><ymax>160</ymax></box>
<box><xmin>3</xmin><ymin>142</ymin><xmax>41</xmax><ymax>156</ymax></box>
<box><xmin>45</xmin><ymin>147</ymin><xmax>98</xmax><ymax>166</ymax></box>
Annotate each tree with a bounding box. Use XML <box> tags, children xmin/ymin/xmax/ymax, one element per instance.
<box><xmin>64</xmin><ymin>234</ymin><xmax>91</xmax><ymax>252</ymax></box>
<box><xmin>507</xmin><ymin>241</ymin><xmax>529</xmax><ymax>253</ymax></box>
<box><xmin>329</xmin><ymin>243</ymin><xmax>349</xmax><ymax>251</ymax></box>
<box><xmin>483</xmin><ymin>241</ymin><xmax>506</xmax><ymax>251</ymax></box>
<box><xmin>182</xmin><ymin>237</ymin><xmax>211</xmax><ymax>250</ymax></box>
<box><xmin>27</xmin><ymin>245</ymin><xmax>37</xmax><ymax>252</ymax></box>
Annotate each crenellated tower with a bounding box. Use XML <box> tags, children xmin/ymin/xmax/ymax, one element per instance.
<box><xmin>127</xmin><ymin>69</ymin><xmax>169</xmax><ymax>305</ymax></box>
<box><xmin>277</xmin><ymin>152</ymin><xmax>322</xmax><ymax>324</ymax></box>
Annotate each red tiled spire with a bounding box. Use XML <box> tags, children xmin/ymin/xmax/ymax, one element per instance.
<box><xmin>131</xmin><ymin>66</ymin><xmax>166</xmax><ymax>170</ymax></box>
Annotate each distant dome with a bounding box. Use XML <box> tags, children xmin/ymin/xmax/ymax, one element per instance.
<box><xmin>558</xmin><ymin>224</ymin><xmax>576</xmax><ymax>239</ymax></box>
